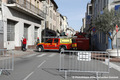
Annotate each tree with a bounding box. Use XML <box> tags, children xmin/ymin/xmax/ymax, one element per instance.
<box><xmin>93</xmin><ymin>9</ymin><xmax>120</xmax><ymax>49</ymax></box>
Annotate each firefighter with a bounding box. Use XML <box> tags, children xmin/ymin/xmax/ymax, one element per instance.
<box><xmin>36</xmin><ymin>37</ymin><xmax>40</xmax><ymax>45</ymax></box>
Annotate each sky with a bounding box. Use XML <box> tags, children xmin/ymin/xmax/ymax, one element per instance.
<box><xmin>54</xmin><ymin>0</ymin><xmax>91</xmax><ymax>31</ymax></box>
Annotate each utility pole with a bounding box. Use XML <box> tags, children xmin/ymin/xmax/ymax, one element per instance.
<box><xmin>116</xmin><ymin>25</ymin><xmax>119</xmax><ymax>57</ymax></box>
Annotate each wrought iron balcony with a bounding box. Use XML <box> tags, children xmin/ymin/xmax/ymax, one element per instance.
<box><xmin>7</xmin><ymin>0</ymin><xmax>45</xmax><ymax>19</ymax></box>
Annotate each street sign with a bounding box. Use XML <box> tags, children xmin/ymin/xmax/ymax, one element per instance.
<box><xmin>116</xmin><ymin>25</ymin><xmax>118</xmax><ymax>32</ymax></box>
<box><xmin>92</xmin><ymin>27</ymin><xmax>96</xmax><ymax>32</ymax></box>
<box><xmin>77</xmin><ymin>52</ymin><xmax>91</xmax><ymax>61</ymax></box>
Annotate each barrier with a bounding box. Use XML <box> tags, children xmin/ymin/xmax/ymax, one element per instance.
<box><xmin>0</xmin><ymin>49</ymin><xmax>14</xmax><ymax>75</ymax></box>
<box><xmin>59</xmin><ymin>50</ymin><xmax>110</xmax><ymax>80</ymax></box>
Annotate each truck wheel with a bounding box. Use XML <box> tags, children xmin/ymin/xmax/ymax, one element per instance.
<box><xmin>59</xmin><ymin>47</ymin><xmax>66</xmax><ymax>52</ymax></box>
<box><xmin>38</xmin><ymin>46</ymin><xmax>43</xmax><ymax>52</ymax></box>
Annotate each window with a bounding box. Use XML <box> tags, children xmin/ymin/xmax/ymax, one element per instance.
<box><xmin>24</xmin><ymin>0</ymin><xmax>26</xmax><ymax>5</ymax></box>
<box><xmin>34</xmin><ymin>27</ymin><xmax>39</xmax><ymax>40</ymax></box>
<box><xmin>7</xmin><ymin>20</ymin><xmax>16</xmax><ymax>41</ymax></box>
<box><xmin>46</xmin><ymin>0</ymin><xmax>49</xmax><ymax>4</ymax></box>
<box><xmin>50</xmin><ymin>10</ymin><xmax>52</xmax><ymax>18</ymax></box>
<box><xmin>45</xmin><ymin>39</ymin><xmax>53</xmax><ymax>43</ymax></box>
<box><xmin>53</xmin><ymin>13</ymin><xmax>56</xmax><ymax>20</ymax></box>
<box><xmin>46</xmin><ymin>21</ymin><xmax>49</xmax><ymax>28</ymax></box>
<box><xmin>54</xmin><ymin>39</ymin><xmax>58</xmax><ymax>43</ymax></box>
<box><xmin>46</xmin><ymin>6</ymin><xmax>48</xmax><ymax>14</ymax></box>
<box><xmin>37</xmin><ymin>1</ymin><xmax>39</xmax><ymax>8</ymax></box>
<box><xmin>24</xmin><ymin>24</ymin><xmax>30</xmax><ymax>40</ymax></box>
<box><xmin>53</xmin><ymin>25</ymin><xmax>56</xmax><ymax>30</ymax></box>
<box><xmin>30</xmin><ymin>0</ymin><xmax>31</xmax><ymax>8</ymax></box>
<box><xmin>50</xmin><ymin>23</ymin><xmax>52</xmax><ymax>29</ymax></box>
<box><xmin>48</xmin><ymin>0</ymin><xmax>49</xmax><ymax>4</ymax></box>
<box><xmin>35</xmin><ymin>0</ymin><xmax>37</xmax><ymax>7</ymax></box>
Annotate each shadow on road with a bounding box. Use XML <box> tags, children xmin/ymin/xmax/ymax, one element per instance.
<box><xmin>42</xmin><ymin>68</ymin><xmax>96</xmax><ymax>79</ymax></box>
<box><xmin>33</xmin><ymin>50</ymin><xmax>59</xmax><ymax>53</ymax></box>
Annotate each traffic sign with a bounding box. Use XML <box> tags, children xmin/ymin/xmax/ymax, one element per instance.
<box><xmin>116</xmin><ymin>25</ymin><xmax>119</xmax><ymax>32</ymax></box>
<box><xmin>77</xmin><ymin>52</ymin><xmax>91</xmax><ymax>61</ymax></box>
<box><xmin>92</xmin><ymin>27</ymin><xmax>96</xmax><ymax>32</ymax></box>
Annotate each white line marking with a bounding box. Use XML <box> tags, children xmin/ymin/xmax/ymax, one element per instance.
<box><xmin>103</xmin><ymin>62</ymin><xmax>120</xmax><ymax>72</ymax></box>
<box><xmin>23</xmin><ymin>72</ymin><xmax>34</xmax><ymax>80</ymax></box>
<box><xmin>37</xmin><ymin>54</ymin><xmax>46</xmax><ymax>57</ymax></box>
<box><xmin>25</xmin><ymin>54</ymin><xmax>36</xmax><ymax>58</ymax></box>
<box><xmin>48</xmin><ymin>53</ymin><xmax>56</xmax><ymax>57</ymax></box>
<box><xmin>37</xmin><ymin>60</ymin><xmax>46</xmax><ymax>68</ymax></box>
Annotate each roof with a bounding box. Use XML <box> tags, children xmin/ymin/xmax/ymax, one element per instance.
<box><xmin>51</xmin><ymin>0</ymin><xmax>58</xmax><ymax>9</ymax></box>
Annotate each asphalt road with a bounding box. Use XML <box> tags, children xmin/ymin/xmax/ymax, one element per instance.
<box><xmin>0</xmin><ymin>51</ymin><xmax>120</xmax><ymax>80</ymax></box>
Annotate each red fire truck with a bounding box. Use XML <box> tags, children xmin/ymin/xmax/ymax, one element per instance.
<box><xmin>37</xmin><ymin>32</ymin><xmax>89</xmax><ymax>52</ymax></box>
<box><xmin>72</xmin><ymin>33</ymin><xmax>89</xmax><ymax>50</ymax></box>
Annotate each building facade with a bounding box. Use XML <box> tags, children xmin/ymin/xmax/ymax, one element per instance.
<box><xmin>63</xmin><ymin>16</ymin><xmax>68</xmax><ymax>32</ymax></box>
<box><xmin>90</xmin><ymin>0</ymin><xmax>120</xmax><ymax>50</ymax></box>
<box><xmin>1</xmin><ymin>0</ymin><xmax>44</xmax><ymax>50</ymax></box>
<box><xmin>85</xmin><ymin>3</ymin><xmax>92</xmax><ymax>33</ymax></box>
<box><xmin>80</xmin><ymin>18</ymin><xmax>86</xmax><ymax>33</ymax></box>
<box><xmin>42</xmin><ymin>0</ymin><xmax>58</xmax><ymax>31</ymax></box>
<box><xmin>66</xmin><ymin>27</ymin><xmax>75</xmax><ymax>37</ymax></box>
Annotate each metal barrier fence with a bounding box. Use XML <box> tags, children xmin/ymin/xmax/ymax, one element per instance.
<box><xmin>0</xmin><ymin>49</ymin><xmax>14</xmax><ymax>75</ymax></box>
<box><xmin>59</xmin><ymin>50</ymin><xmax>110</xmax><ymax>80</ymax></box>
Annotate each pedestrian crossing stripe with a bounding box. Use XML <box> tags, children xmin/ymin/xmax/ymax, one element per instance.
<box><xmin>37</xmin><ymin>54</ymin><xmax>46</xmax><ymax>57</ymax></box>
<box><xmin>48</xmin><ymin>54</ymin><xmax>56</xmax><ymax>57</ymax></box>
<box><xmin>25</xmin><ymin>54</ymin><xmax>36</xmax><ymax>58</ymax></box>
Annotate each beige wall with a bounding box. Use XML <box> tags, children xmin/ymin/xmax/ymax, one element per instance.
<box><xmin>2</xmin><ymin>0</ymin><xmax>7</xmax><ymax>3</ymax></box>
<box><xmin>56</xmin><ymin>12</ymin><xmax>60</xmax><ymax>32</ymax></box>
<box><xmin>2</xmin><ymin>0</ymin><xmax>43</xmax><ymax>11</ymax></box>
<box><xmin>44</xmin><ymin>0</ymin><xmax>58</xmax><ymax>31</ymax></box>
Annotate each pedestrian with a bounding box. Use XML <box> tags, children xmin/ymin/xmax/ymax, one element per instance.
<box><xmin>22</xmin><ymin>38</ymin><xmax>27</xmax><ymax>51</ymax></box>
<box><xmin>36</xmin><ymin>37</ymin><xmax>40</xmax><ymax>45</ymax></box>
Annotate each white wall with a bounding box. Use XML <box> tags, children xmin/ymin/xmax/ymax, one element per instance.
<box><xmin>2</xmin><ymin>3</ymin><xmax>42</xmax><ymax>49</ymax></box>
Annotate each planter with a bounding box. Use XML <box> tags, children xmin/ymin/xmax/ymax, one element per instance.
<box><xmin>107</xmin><ymin>49</ymin><xmax>120</xmax><ymax>57</ymax></box>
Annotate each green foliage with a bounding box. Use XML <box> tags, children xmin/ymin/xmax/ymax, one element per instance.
<box><xmin>93</xmin><ymin>9</ymin><xmax>120</xmax><ymax>39</ymax></box>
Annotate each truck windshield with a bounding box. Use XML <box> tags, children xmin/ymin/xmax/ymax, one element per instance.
<box><xmin>45</xmin><ymin>39</ymin><xmax>53</xmax><ymax>43</ymax></box>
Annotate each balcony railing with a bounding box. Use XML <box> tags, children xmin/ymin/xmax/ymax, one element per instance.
<box><xmin>7</xmin><ymin>0</ymin><xmax>45</xmax><ymax>19</ymax></box>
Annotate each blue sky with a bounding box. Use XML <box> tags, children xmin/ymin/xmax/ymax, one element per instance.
<box><xmin>54</xmin><ymin>0</ymin><xmax>91</xmax><ymax>31</ymax></box>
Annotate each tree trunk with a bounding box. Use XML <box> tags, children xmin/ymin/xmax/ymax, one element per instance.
<box><xmin>111</xmin><ymin>39</ymin><xmax>114</xmax><ymax>49</ymax></box>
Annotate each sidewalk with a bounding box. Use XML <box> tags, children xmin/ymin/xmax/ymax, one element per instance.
<box><xmin>13</xmin><ymin>49</ymin><xmax>37</xmax><ymax>57</ymax></box>
<box><xmin>92</xmin><ymin>53</ymin><xmax>120</xmax><ymax>62</ymax></box>
<box><xmin>0</xmin><ymin>49</ymin><xmax>37</xmax><ymax>60</ymax></box>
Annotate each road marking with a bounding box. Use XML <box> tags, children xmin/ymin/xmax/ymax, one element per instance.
<box><xmin>23</xmin><ymin>71</ymin><xmax>34</xmax><ymax>80</ymax></box>
<box><xmin>48</xmin><ymin>53</ymin><xmax>56</xmax><ymax>57</ymax></box>
<box><xmin>37</xmin><ymin>60</ymin><xmax>46</xmax><ymax>68</ymax></box>
<box><xmin>25</xmin><ymin>54</ymin><xmax>36</xmax><ymax>58</ymax></box>
<box><xmin>103</xmin><ymin>62</ymin><xmax>120</xmax><ymax>72</ymax></box>
<box><xmin>37</xmin><ymin>54</ymin><xmax>46</xmax><ymax>57</ymax></box>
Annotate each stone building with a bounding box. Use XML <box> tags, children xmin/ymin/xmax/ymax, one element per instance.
<box><xmin>0</xmin><ymin>0</ymin><xmax>44</xmax><ymax>50</ymax></box>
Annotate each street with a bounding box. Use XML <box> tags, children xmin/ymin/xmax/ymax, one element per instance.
<box><xmin>0</xmin><ymin>50</ymin><xmax>120</xmax><ymax>80</ymax></box>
